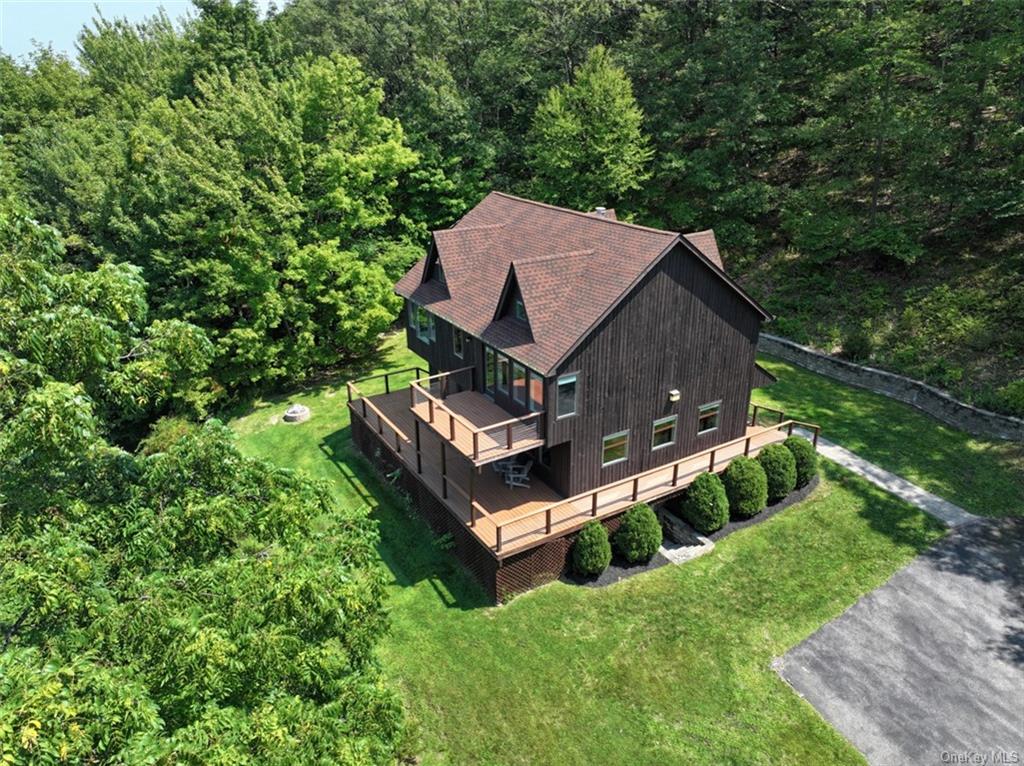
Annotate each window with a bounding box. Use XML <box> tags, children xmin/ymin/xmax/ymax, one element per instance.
<box><xmin>528</xmin><ymin>371</ymin><xmax>544</xmax><ymax>412</ymax></box>
<box><xmin>434</xmin><ymin>261</ymin><xmax>446</xmax><ymax>285</ymax></box>
<box><xmin>497</xmin><ymin>356</ymin><xmax>510</xmax><ymax>393</ymax></box>
<box><xmin>652</xmin><ymin>416</ymin><xmax>677</xmax><ymax>450</ymax></box>
<box><xmin>484</xmin><ymin>347</ymin><xmax>496</xmax><ymax>393</ymax></box>
<box><xmin>512</xmin><ymin>362</ymin><xmax>527</xmax><ymax>404</ymax></box>
<box><xmin>513</xmin><ymin>296</ymin><xmax>527</xmax><ymax>321</ymax></box>
<box><xmin>556</xmin><ymin>374</ymin><xmax>577</xmax><ymax>418</ymax></box>
<box><xmin>415</xmin><ymin>305</ymin><xmax>433</xmax><ymax>343</ymax></box>
<box><xmin>407</xmin><ymin>300</ymin><xmax>416</xmax><ymax>326</ymax></box>
<box><xmin>453</xmin><ymin>328</ymin><xmax>464</xmax><ymax>359</ymax></box>
<box><xmin>602</xmin><ymin>430</ymin><xmax>629</xmax><ymax>467</ymax></box>
<box><xmin>698</xmin><ymin>400</ymin><xmax>721</xmax><ymax>434</ymax></box>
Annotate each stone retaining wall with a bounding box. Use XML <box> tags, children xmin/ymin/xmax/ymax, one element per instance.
<box><xmin>757</xmin><ymin>333</ymin><xmax>1024</xmax><ymax>442</ymax></box>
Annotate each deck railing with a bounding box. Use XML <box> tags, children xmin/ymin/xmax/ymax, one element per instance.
<box><xmin>749</xmin><ymin>402</ymin><xmax>786</xmax><ymax>428</ymax></box>
<box><xmin>409</xmin><ymin>367</ymin><xmax>545</xmax><ymax>462</ymax></box>
<box><xmin>490</xmin><ymin>418</ymin><xmax>822</xmax><ymax>553</ymax></box>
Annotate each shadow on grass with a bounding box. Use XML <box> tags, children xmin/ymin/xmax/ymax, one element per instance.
<box><xmin>320</xmin><ymin>426</ymin><xmax>490</xmax><ymax>611</ymax></box>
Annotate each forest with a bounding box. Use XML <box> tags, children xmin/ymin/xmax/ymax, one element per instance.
<box><xmin>0</xmin><ymin>0</ymin><xmax>1021</xmax><ymax>763</ymax></box>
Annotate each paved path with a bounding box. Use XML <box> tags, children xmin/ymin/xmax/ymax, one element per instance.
<box><xmin>777</xmin><ymin>518</ymin><xmax>1024</xmax><ymax>766</ymax></box>
<box><xmin>800</xmin><ymin>431</ymin><xmax>978</xmax><ymax>527</ymax></box>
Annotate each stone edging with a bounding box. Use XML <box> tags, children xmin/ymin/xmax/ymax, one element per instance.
<box><xmin>758</xmin><ymin>333</ymin><xmax>1024</xmax><ymax>442</ymax></box>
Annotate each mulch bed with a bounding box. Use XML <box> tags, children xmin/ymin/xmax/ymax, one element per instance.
<box><xmin>560</xmin><ymin>474</ymin><xmax>821</xmax><ymax>589</ymax></box>
<box><xmin>705</xmin><ymin>473</ymin><xmax>821</xmax><ymax>542</ymax></box>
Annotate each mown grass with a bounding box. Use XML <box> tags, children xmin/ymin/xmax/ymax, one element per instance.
<box><xmin>753</xmin><ymin>355</ymin><xmax>1024</xmax><ymax>518</ymax></box>
<box><xmin>229</xmin><ymin>333</ymin><xmax>955</xmax><ymax>765</ymax></box>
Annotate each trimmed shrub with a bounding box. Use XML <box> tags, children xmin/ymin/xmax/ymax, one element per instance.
<box><xmin>840</xmin><ymin>325</ymin><xmax>873</xmax><ymax>361</ymax></box>
<box><xmin>721</xmin><ymin>456</ymin><xmax>768</xmax><ymax>519</ymax></box>
<box><xmin>757</xmin><ymin>443</ymin><xmax>797</xmax><ymax>503</ymax></box>
<box><xmin>678</xmin><ymin>471</ymin><xmax>729</xmax><ymax>533</ymax></box>
<box><xmin>784</xmin><ymin>436</ymin><xmax>818</xmax><ymax>489</ymax></box>
<box><xmin>573</xmin><ymin>521</ymin><xmax>612</xmax><ymax>576</ymax></box>
<box><xmin>614</xmin><ymin>503</ymin><xmax>662</xmax><ymax>563</ymax></box>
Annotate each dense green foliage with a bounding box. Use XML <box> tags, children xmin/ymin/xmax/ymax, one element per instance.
<box><xmin>757</xmin><ymin>444</ymin><xmax>799</xmax><ymax>504</ymax></box>
<box><xmin>3</xmin><ymin>0</ymin><xmax>1021</xmax><ymax>408</ymax></box>
<box><xmin>613</xmin><ymin>503</ymin><xmax>662</xmax><ymax>563</ymax></box>
<box><xmin>572</xmin><ymin>520</ymin><xmax>613</xmax><ymax>577</ymax></box>
<box><xmin>721</xmin><ymin>457</ymin><xmax>769</xmax><ymax>520</ymax></box>
<box><xmin>678</xmin><ymin>472</ymin><xmax>730</xmax><ymax>533</ymax></box>
<box><xmin>784</xmin><ymin>436</ymin><xmax>819</xmax><ymax>489</ymax></box>
<box><xmin>0</xmin><ymin>199</ymin><xmax>403</xmax><ymax>763</ymax></box>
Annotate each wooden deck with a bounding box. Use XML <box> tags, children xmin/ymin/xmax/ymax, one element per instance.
<box><xmin>410</xmin><ymin>389</ymin><xmax>543</xmax><ymax>465</ymax></box>
<box><xmin>351</xmin><ymin>389</ymin><xmax>797</xmax><ymax>558</ymax></box>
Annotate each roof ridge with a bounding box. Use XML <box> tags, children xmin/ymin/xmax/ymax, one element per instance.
<box><xmin>438</xmin><ymin>222</ymin><xmax>506</xmax><ymax>235</ymax></box>
<box><xmin>489</xmin><ymin>191</ymin><xmax>679</xmax><ymax>238</ymax></box>
<box><xmin>515</xmin><ymin>249</ymin><xmax>595</xmax><ymax>265</ymax></box>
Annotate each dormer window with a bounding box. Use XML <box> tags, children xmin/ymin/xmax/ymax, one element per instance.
<box><xmin>513</xmin><ymin>296</ymin><xmax>527</xmax><ymax>321</ymax></box>
<box><xmin>434</xmin><ymin>261</ymin><xmax>446</xmax><ymax>286</ymax></box>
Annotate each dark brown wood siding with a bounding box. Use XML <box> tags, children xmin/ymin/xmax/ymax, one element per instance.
<box><xmin>404</xmin><ymin>299</ymin><xmax>476</xmax><ymax>377</ymax></box>
<box><xmin>546</xmin><ymin>242</ymin><xmax>762</xmax><ymax>496</ymax></box>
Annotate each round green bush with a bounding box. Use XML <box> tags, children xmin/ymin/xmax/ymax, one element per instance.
<box><xmin>757</xmin><ymin>443</ymin><xmax>797</xmax><ymax>503</ymax></box>
<box><xmin>721</xmin><ymin>456</ymin><xmax>768</xmax><ymax>519</ymax></box>
<box><xmin>784</xmin><ymin>436</ymin><xmax>818</xmax><ymax>489</ymax></box>
<box><xmin>572</xmin><ymin>520</ymin><xmax>612</xmax><ymax>576</ymax></box>
<box><xmin>614</xmin><ymin>503</ymin><xmax>662</xmax><ymax>563</ymax></box>
<box><xmin>678</xmin><ymin>471</ymin><xmax>729</xmax><ymax>533</ymax></box>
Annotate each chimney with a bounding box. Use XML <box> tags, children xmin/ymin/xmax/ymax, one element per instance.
<box><xmin>593</xmin><ymin>206</ymin><xmax>607</xmax><ymax>217</ymax></box>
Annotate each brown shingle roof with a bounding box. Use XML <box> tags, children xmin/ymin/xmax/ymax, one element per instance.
<box><xmin>395</xmin><ymin>192</ymin><xmax>763</xmax><ymax>374</ymax></box>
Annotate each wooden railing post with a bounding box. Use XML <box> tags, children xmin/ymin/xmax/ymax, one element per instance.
<box><xmin>496</xmin><ymin>525</ymin><xmax>502</xmax><ymax>552</ymax></box>
<box><xmin>470</xmin><ymin>501</ymin><xmax>476</xmax><ymax>527</ymax></box>
<box><xmin>449</xmin><ymin>413</ymin><xmax>456</xmax><ymax>441</ymax></box>
<box><xmin>750</xmin><ymin>404</ymin><xmax>759</xmax><ymax>427</ymax></box>
<box><xmin>813</xmin><ymin>427</ymin><xmax>820</xmax><ymax>449</ymax></box>
<box><xmin>395</xmin><ymin>429</ymin><xmax>401</xmax><ymax>453</ymax></box>
<box><xmin>743</xmin><ymin>437</ymin><xmax>751</xmax><ymax>457</ymax></box>
<box><xmin>347</xmin><ymin>382</ymin><xmax>353</xmax><ymax>403</ymax></box>
<box><xmin>384</xmin><ymin>374</ymin><xmax>390</xmax><ymax>394</ymax></box>
<box><xmin>506</xmin><ymin>423</ymin><xmax>513</xmax><ymax>450</ymax></box>
<box><xmin>361</xmin><ymin>399</ymin><xmax>367</xmax><ymax>418</ymax></box>
<box><xmin>787</xmin><ymin>422</ymin><xmax>794</xmax><ymax>436</ymax></box>
<box><xmin>545</xmin><ymin>508</ymin><xmax>551</xmax><ymax>535</ymax></box>
<box><xmin>473</xmin><ymin>432</ymin><xmax>480</xmax><ymax>462</ymax></box>
<box><xmin>709</xmin><ymin>449</ymin><xmax>716</xmax><ymax>472</ymax></box>
<box><xmin>591</xmin><ymin>492</ymin><xmax>598</xmax><ymax>516</ymax></box>
<box><xmin>428</xmin><ymin>398</ymin><xmax>435</xmax><ymax>423</ymax></box>
<box><xmin>409</xmin><ymin>385</ymin><xmax>415</xmax><ymax>408</ymax></box>
<box><xmin>632</xmin><ymin>477</ymin><xmax>639</xmax><ymax>502</ymax></box>
<box><xmin>672</xmin><ymin>463</ymin><xmax>679</xmax><ymax>486</ymax></box>
<box><xmin>377</xmin><ymin>411</ymin><xmax>383</xmax><ymax>435</ymax></box>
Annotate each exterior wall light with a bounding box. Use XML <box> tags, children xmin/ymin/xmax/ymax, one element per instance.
<box><xmin>668</xmin><ymin>389</ymin><xmax>681</xmax><ymax>402</ymax></box>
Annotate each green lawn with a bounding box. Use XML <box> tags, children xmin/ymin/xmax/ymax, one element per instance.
<box><xmin>229</xmin><ymin>334</ymin><xmax>962</xmax><ymax>765</ymax></box>
<box><xmin>753</xmin><ymin>355</ymin><xmax>1024</xmax><ymax>518</ymax></box>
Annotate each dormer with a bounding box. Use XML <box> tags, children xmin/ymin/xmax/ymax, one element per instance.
<box><xmin>494</xmin><ymin>264</ymin><xmax>531</xmax><ymax>329</ymax></box>
<box><xmin>421</xmin><ymin>239</ymin><xmax>448</xmax><ymax>288</ymax></box>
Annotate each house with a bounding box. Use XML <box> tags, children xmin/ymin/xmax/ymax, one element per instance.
<box><xmin>348</xmin><ymin>192</ymin><xmax>816</xmax><ymax>602</ymax></box>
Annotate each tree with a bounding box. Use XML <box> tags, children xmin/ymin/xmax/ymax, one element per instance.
<box><xmin>527</xmin><ymin>45</ymin><xmax>652</xmax><ymax>211</ymax></box>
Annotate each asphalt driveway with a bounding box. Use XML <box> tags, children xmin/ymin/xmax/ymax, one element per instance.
<box><xmin>777</xmin><ymin>518</ymin><xmax>1024</xmax><ymax>766</ymax></box>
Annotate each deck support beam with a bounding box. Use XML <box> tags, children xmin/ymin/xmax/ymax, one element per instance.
<box><xmin>414</xmin><ymin>420</ymin><xmax>422</xmax><ymax>474</ymax></box>
<box><xmin>441</xmin><ymin>442</ymin><xmax>447</xmax><ymax>499</ymax></box>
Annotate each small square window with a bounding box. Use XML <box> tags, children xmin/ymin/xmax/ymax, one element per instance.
<box><xmin>497</xmin><ymin>356</ymin><xmax>510</xmax><ymax>393</ymax></box>
<box><xmin>602</xmin><ymin>430</ymin><xmax>629</xmax><ymax>467</ymax></box>
<box><xmin>513</xmin><ymin>297</ymin><xmax>527</xmax><ymax>321</ymax></box>
<box><xmin>453</xmin><ymin>328</ymin><xmax>464</xmax><ymax>359</ymax></box>
<box><xmin>698</xmin><ymin>401</ymin><xmax>721</xmax><ymax>434</ymax></box>
<box><xmin>556</xmin><ymin>374</ymin><xmax>577</xmax><ymax>418</ymax></box>
<box><xmin>652</xmin><ymin>416</ymin><xmax>677</xmax><ymax>450</ymax></box>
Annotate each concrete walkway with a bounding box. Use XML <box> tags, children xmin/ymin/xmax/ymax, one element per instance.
<box><xmin>799</xmin><ymin>430</ymin><xmax>979</xmax><ymax>527</ymax></box>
